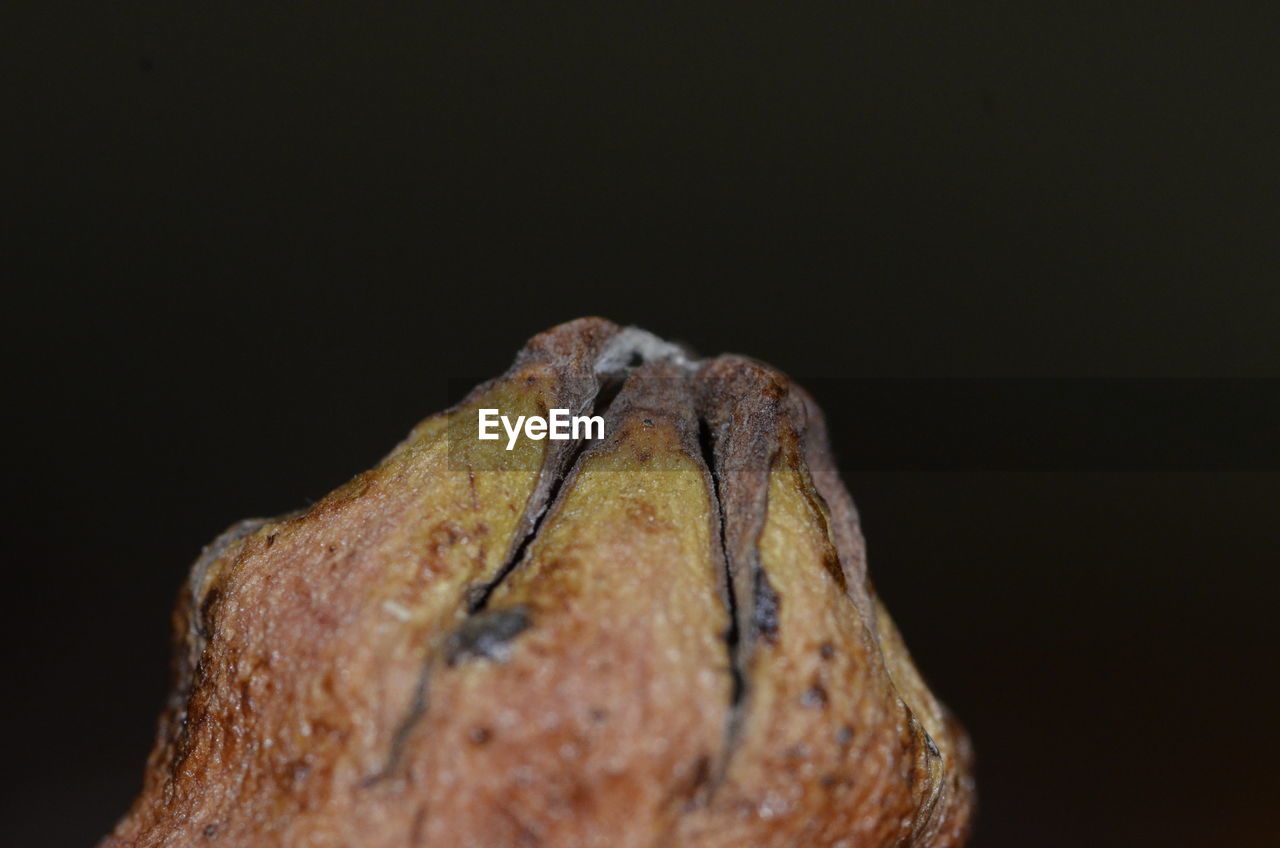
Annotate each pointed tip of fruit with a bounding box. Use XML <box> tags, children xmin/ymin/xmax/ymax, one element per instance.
<box><xmin>107</xmin><ymin>317</ymin><xmax>974</xmax><ymax>848</ymax></box>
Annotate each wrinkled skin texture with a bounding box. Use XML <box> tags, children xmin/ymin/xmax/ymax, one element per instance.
<box><xmin>103</xmin><ymin>318</ymin><xmax>974</xmax><ymax>848</ymax></box>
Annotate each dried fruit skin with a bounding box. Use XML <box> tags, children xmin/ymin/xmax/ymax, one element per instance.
<box><xmin>102</xmin><ymin>318</ymin><xmax>973</xmax><ymax>848</ymax></box>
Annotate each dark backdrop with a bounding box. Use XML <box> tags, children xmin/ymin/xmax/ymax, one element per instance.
<box><xmin>4</xmin><ymin>4</ymin><xmax>1278</xmax><ymax>847</ymax></box>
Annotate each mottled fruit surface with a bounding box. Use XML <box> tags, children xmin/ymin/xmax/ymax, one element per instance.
<box><xmin>102</xmin><ymin>318</ymin><xmax>973</xmax><ymax>848</ymax></box>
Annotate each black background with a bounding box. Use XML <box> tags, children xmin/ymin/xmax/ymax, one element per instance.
<box><xmin>4</xmin><ymin>4</ymin><xmax>1279</xmax><ymax>846</ymax></box>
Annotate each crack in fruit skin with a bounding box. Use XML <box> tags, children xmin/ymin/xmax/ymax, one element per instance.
<box><xmin>101</xmin><ymin>318</ymin><xmax>974</xmax><ymax>848</ymax></box>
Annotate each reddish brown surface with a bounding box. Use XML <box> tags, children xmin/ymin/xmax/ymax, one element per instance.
<box><xmin>102</xmin><ymin>318</ymin><xmax>973</xmax><ymax>847</ymax></box>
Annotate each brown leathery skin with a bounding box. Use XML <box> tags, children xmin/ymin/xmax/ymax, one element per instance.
<box><xmin>102</xmin><ymin>318</ymin><xmax>973</xmax><ymax>848</ymax></box>
<box><xmin>674</xmin><ymin>358</ymin><xmax>971</xmax><ymax>847</ymax></box>
<box><xmin>404</xmin><ymin>361</ymin><xmax>732</xmax><ymax>848</ymax></box>
<box><xmin>796</xmin><ymin>378</ymin><xmax>974</xmax><ymax>846</ymax></box>
<box><xmin>102</xmin><ymin>318</ymin><xmax>623</xmax><ymax>847</ymax></box>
